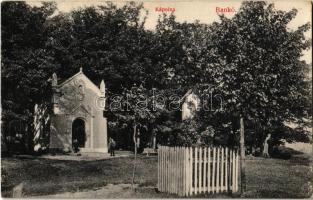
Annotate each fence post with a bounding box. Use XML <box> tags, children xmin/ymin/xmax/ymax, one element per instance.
<box><xmin>175</xmin><ymin>147</ymin><xmax>178</xmax><ymax>195</ymax></box>
<box><xmin>173</xmin><ymin>147</ymin><xmax>176</xmax><ymax>194</ymax></box>
<box><xmin>183</xmin><ymin>147</ymin><xmax>186</xmax><ymax>196</ymax></box>
<box><xmin>180</xmin><ymin>147</ymin><xmax>182</xmax><ymax>196</ymax></box>
<box><xmin>234</xmin><ymin>150</ymin><xmax>237</xmax><ymax>193</ymax></box>
<box><xmin>161</xmin><ymin>146</ymin><xmax>164</xmax><ymax>192</ymax></box>
<box><xmin>178</xmin><ymin>147</ymin><xmax>184</xmax><ymax>196</ymax></box>
<box><xmin>185</xmin><ymin>147</ymin><xmax>189</xmax><ymax>196</ymax></box>
<box><xmin>236</xmin><ymin>151</ymin><xmax>239</xmax><ymax>192</ymax></box>
<box><xmin>176</xmin><ymin>146</ymin><xmax>178</xmax><ymax>194</ymax></box>
<box><xmin>212</xmin><ymin>147</ymin><xmax>216</xmax><ymax>193</ymax></box>
<box><xmin>191</xmin><ymin>147</ymin><xmax>193</xmax><ymax>195</ymax></box>
<box><xmin>179</xmin><ymin>147</ymin><xmax>182</xmax><ymax>196</ymax></box>
<box><xmin>194</xmin><ymin>147</ymin><xmax>198</xmax><ymax>195</ymax></box>
<box><xmin>164</xmin><ymin>146</ymin><xmax>166</xmax><ymax>192</ymax></box>
<box><xmin>184</xmin><ymin>147</ymin><xmax>188</xmax><ymax>196</ymax></box>
<box><xmin>225</xmin><ymin>147</ymin><xmax>228</xmax><ymax>193</ymax></box>
<box><xmin>162</xmin><ymin>146</ymin><xmax>165</xmax><ymax>192</ymax></box>
<box><xmin>159</xmin><ymin>146</ymin><xmax>161</xmax><ymax>192</ymax></box>
<box><xmin>172</xmin><ymin>147</ymin><xmax>174</xmax><ymax>194</ymax></box>
<box><xmin>171</xmin><ymin>147</ymin><xmax>174</xmax><ymax>194</ymax></box>
<box><xmin>163</xmin><ymin>146</ymin><xmax>165</xmax><ymax>192</ymax></box>
<box><xmin>178</xmin><ymin>147</ymin><xmax>180</xmax><ymax>195</ymax></box>
<box><xmin>240</xmin><ymin>117</ymin><xmax>246</xmax><ymax>195</ymax></box>
<box><xmin>165</xmin><ymin>147</ymin><xmax>170</xmax><ymax>192</ymax></box>
<box><xmin>232</xmin><ymin>150</ymin><xmax>236</xmax><ymax>192</ymax></box>
<box><xmin>167</xmin><ymin>146</ymin><xmax>170</xmax><ymax>193</ymax></box>
<box><xmin>178</xmin><ymin>147</ymin><xmax>180</xmax><ymax>196</ymax></box>
<box><xmin>182</xmin><ymin>147</ymin><xmax>185</xmax><ymax>196</ymax></box>
<box><xmin>172</xmin><ymin>147</ymin><xmax>175</xmax><ymax>194</ymax></box>
<box><xmin>164</xmin><ymin>146</ymin><xmax>166</xmax><ymax>193</ymax></box>
<box><xmin>158</xmin><ymin>146</ymin><xmax>161</xmax><ymax>192</ymax></box>
<box><xmin>208</xmin><ymin>147</ymin><xmax>211</xmax><ymax>192</ymax></box>
<box><xmin>216</xmin><ymin>147</ymin><xmax>220</xmax><ymax>193</ymax></box>
<box><xmin>199</xmin><ymin>147</ymin><xmax>202</xmax><ymax>193</ymax></box>
<box><xmin>158</xmin><ymin>146</ymin><xmax>160</xmax><ymax>191</ymax></box>
<box><xmin>221</xmin><ymin>147</ymin><xmax>224</xmax><ymax>192</ymax></box>
<box><xmin>181</xmin><ymin>147</ymin><xmax>184</xmax><ymax>196</ymax></box>
<box><xmin>204</xmin><ymin>147</ymin><xmax>207</xmax><ymax>194</ymax></box>
<box><xmin>185</xmin><ymin>147</ymin><xmax>190</xmax><ymax>196</ymax></box>
<box><xmin>188</xmin><ymin>147</ymin><xmax>191</xmax><ymax>195</ymax></box>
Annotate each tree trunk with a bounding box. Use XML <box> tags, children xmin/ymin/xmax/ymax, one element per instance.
<box><xmin>240</xmin><ymin>117</ymin><xmax>246</xmax><ymax>195</ymax></box>
<box><xmin>26</xmin><ymin>123</ymin><xmax>34</xmax><ymax>154</ymax></box>
<box><xmin>131</xmin><ymin>123</ymin><xmax>137</xmax><ymax>190</ymax></box>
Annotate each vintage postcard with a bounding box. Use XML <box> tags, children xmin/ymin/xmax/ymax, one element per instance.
<box><xmin>1</xmin><ymin>0</ymin><xmax>312</xmax><ymax>198</ymax></box>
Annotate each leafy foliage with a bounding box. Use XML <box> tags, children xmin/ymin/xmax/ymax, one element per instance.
<box><xmin>1</xmin><ymin>2</ymin><xmax>58</xmax><ymax>153</ymax></box>
<box><xmin>1</xmin><ymin>1</ymin><xmax>311</xmax><ymax>153</ymax></box>
<box><xmin>193</xmin><ymin>1</ymin><xmax>312</xmax><ymax>148</ymax></box>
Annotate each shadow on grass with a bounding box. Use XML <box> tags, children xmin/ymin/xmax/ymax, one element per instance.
<box><xmin>242</xmin><ymin>189</ymin><xmax>307</xmax><ymax>198</ymax></box>
<box><xmin>1</xmin><ymin>155</ymin><xmax>158</xmax><ymax>197</ymax></box>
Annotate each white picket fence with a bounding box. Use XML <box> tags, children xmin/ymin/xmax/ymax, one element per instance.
<box><xmin>158</xmin><ymin>146</ymin><xmax>239</xmax><ymax>196</ymax></box>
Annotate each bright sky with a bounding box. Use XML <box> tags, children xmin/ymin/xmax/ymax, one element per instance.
<box><xmin>27</xmin><ymin>0</ymin><xmax>312</xmax><ymax>63</ymax></box>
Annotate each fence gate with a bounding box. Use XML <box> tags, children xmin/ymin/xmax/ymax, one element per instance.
<box><xmin>158</xmin><ymin>146</ymin><xmax>239</xmax><ymax>196</ymax></box>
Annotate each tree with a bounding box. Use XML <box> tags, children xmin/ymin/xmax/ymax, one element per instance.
<box><xmin>1</xmin><ymin>1</ymin><xmax>158</xmax><ymax>153</ymax></box>
<box><xmin>203</xmin><ymin>1</ymin><xmax>311</xmax><ymax>148</ymax></box>
<box><xmin>47</xmin><ymin>2</ymin><xmax>163</xmax><ymax>92</ymax></box>
<box><xmin>108</xmin><ymin>84</ymin><xmax>159</xmax><ymax>188</ymax></box>
<box><xmin>47</xmin><ymin>3</ymin><xmax>169</xmax><ymax>149</ymax></box>
<box><xmin>1</xmin><ymin>2</ymin><xmax>58</xmax><ymax>153</ymax></box>
<box><xmin>191</xmin><ymin>2</ymin><xmax>311</xmax><ymax>193</ymax></box>
<box><xmin>2</xmin><ymin>1</ymin><xmax>310</xmax><ymax>156</ymax></box>
<box><xmin>154</xmin><ymin>14</ymin><xmax>216</xmax><ymax>89</ymax></box>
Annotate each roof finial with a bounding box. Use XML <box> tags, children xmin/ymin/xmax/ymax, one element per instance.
<box><xmin>80</xmin><ymin>67</ymin><xmax>83</xmax><ymax>72</ymax></box>
<box><xmin>100</xmin><ymin>80</ymin><xmax>105</xmax><ymax>96</ymax></box>
<box><xmin>52</xmin><ymin>72</ymin><xmax>57</xmax><ymax>86</ymax></box>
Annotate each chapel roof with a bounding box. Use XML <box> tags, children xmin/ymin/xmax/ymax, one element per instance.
<box><xmin>54</xmin><ymin>67</ymin><xmax>102</xmax><ymax>96</ymax></box>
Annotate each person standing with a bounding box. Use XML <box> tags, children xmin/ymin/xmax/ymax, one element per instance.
<box><xmin>263</xmin><ymin>134</ymin><xmax>271</xmax><ymax>157</ymax></box>
<box><xmin>109</xmin><ymin>137</ymin><xmax>116</xmax><ymax>156</ymax></box>
<box><xmin>73</xmin><ymin>139</ymin><xmax>79</xmax><ymax>153</ymax></box>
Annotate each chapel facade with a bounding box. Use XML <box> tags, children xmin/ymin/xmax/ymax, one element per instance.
<box><xmin>33</xmin><ymin>68</ymin><xmax>108</xmax><ymax>153</ymax></box>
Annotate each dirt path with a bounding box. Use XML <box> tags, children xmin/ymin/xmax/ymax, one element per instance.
<box><xmin>35</xmin><ymin>184</ymin><xmax>140</xmax><ymax>198</ymax></box>
<box><xmin>33</xmin><ymin>184</ymin><xmax>168</xmax><ymax>199</ymax></box>
<box><xmin>14</xmin><ymin>150</ymin><xmax>133</xmax><ymax>161</ymax></box>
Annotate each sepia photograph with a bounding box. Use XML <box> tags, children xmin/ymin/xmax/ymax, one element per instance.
<box><xmin>1</xmin><ymin>0</ymin><xmax>312</xmax><ymax>198</ymax></box>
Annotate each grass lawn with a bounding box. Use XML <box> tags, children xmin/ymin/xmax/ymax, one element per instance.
<box><xmin>1</xmin><ymin>153</ymin><xmax>312</xmax><ymax>198</ymax></box>
<box><xmin>244</xmin><ymin>154</ymin><xmax>312</xmax><ymax>198</ymax></box>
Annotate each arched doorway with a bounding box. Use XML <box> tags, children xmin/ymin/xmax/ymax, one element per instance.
<box><xmin>72</xmin><ymin>118</ymin><xmax>86</xmax><ymax>149</ymax></box>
